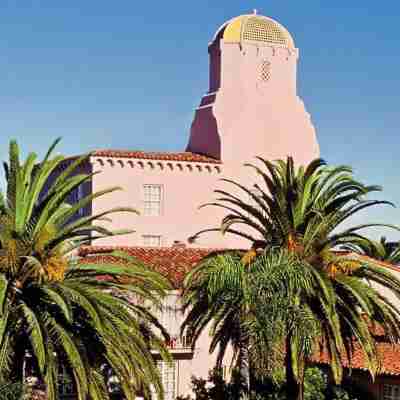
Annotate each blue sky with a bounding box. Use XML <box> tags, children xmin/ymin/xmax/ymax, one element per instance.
<box><xmin>0</xmin><ymin>1</ymin><xmax>399</xmax><ymax>239</ymax></box>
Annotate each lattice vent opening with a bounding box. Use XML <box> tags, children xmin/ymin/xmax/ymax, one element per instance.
<box><xmin>243</xmin><ymin>17</ymin><xmax>288</xmax><ymax>46</ymax></box>
<box><xmin>259</xmin><ymin>60</ymin><xmax>271</xmax><ymax>82</ymax></box>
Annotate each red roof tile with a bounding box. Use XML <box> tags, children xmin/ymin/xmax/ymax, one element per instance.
<box><xmin>79</xmin><ymin>247</ymin><xmax>400</xmax><ymax>298</ymax></box>
<box><xmin>80</xmin><ymin>246</ymin><xmax>400</xmax><ymax>375</ymax></box>
<box><xmin>91</xmin><ymin>150</ymin><xmax>221</xmax><ymax>164</ymax></box>
<box><xmin>314</xmin><ymin>253</ymin><xmax>400</xmax><ymax>376</ymax></box>
<box><xmin>78</xmin><ymin>246</ymin><xmax>218</xmax><ymax>288</ymax></box>
<box><xmin>314</xmin><ymin>341</ymin><xmax>400</xmax><ymax>376</ymax></box>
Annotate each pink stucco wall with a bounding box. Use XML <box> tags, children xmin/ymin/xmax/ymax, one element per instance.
<box><xmin>84</xmin><ymin>15</ymin><xmax>321</xmax><ymax>399</ymax></box>
<box><xmin>151</xmin><ymin>292</ymin><xmax>233</xmax><ymax>398</ymax></box>
<box><xmin>90</xmin><ymin>156</ymin><xmax>232</xmax><ymax>248</ymax></box>
<box><xmin>92</xmin><ymin>35</ymin><xmax>319</xmax><ymax>250</ymax></box>
<box><xmin>187</xmin><ymin>36</ymin><xmax>319</xmax><ymax>173</ymax></box>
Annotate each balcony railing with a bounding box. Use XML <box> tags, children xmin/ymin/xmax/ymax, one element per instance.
<box><xmin>165</xmin><ymin>335</ymin><xmax>192</xmax><ymax>350</ymax></box>
<box><xmin>149</xmin><ymin>335</ymin><xmax>193</xmax><ymax>354</ymax></box>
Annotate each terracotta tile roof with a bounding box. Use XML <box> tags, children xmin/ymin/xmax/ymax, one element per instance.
<box><xmin>91</xmin><ymin>150</ymin><xmax>221</xmax><ymax>164</ymax></box>
<box><xmin>78</xmin><ymin>247</ymin><xmax>400</xmax><ymax>296</ymax></box>
<box><xmin>314</xmin><ymin>253</ymin><xmax>400</xmax><ymax>375</ymax></box>
<box><xmin>78</xmin><ymin>245</ymin><xmax>219</xmax><ymax>288</ymax></box>
<box><xmin>80</xmin><ymin>246</ymin><xmax>400</xmax><ymax>375</ymax></box>
<box><xmin>314</xmin><ymin>341</ymin><xmax>400</xmax><ymax>376</ymax></box>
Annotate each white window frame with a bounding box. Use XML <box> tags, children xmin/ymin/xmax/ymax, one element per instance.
<box><xmin>142</xmin><ymin>235</ymin><xmax>162</xmax><ymax>247</ymax></box>
<box><xmin>384</xmin><ymin>384</ymin><xmax>400</xmax><ymax>400</ymax></box>
<box><xmin>143</xmin><ymin>184</ymin><xmax>163</xmax><ymax>217</ymax></box>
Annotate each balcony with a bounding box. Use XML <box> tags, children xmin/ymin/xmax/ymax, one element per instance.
<box><xmin>152</xmin><ymin>335</ymin><xmax>193</xmax><ymax>354</ymax></box>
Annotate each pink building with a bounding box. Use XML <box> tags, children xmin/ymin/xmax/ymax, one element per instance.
<box><xmin>74</xmin><ymin>12</ymin><xmax>320</xmax><ymax>399</ymax></box>
<box><xmin>88</xmin><ymin>12</ymin><xmax>319</xmax><ymax>251</ymax></box>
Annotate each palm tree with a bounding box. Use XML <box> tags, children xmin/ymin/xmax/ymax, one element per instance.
<box><xmin>0</xmin><ymin>139</ymin><xmax>171</xmax><ymax>400</ymax></box>
<box><xmin>181</xmin><ymin>250</ymin><xmax>254</xmax><ymax>397</ymax></box>
<box><xmin>185</xmin><ymin>157</ymin><xmax>400</xmax><ymax>400</ymax></box>
<box><xmin>342</xmin><ymin>236</ymin><xmax>400</xmax><ymax>264</ymax></box>
<box><xmin>181</xmin><ymin>249</ymin><xmax>320</xmax><ymax>399</ymax></box>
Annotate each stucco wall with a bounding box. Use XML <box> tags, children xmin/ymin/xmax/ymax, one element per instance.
<box><xmin>151</xmin><ymin>292</ymin><xmax>232</xmax><ymax>398</ymax></box>
<box><xmin>90</xmin><ymin>156</ymin><xmax>239</xmax><ymax>248</ymax></box>
<box><xmin>188</xmin><ymin>39</ymin><xmax>319</xmax><ymax>170</ymax></box>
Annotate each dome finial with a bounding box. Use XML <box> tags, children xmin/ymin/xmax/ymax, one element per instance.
<box><xmin>253</xmin><ymin>8</ymin><xmax>258</xmax><ymax>14</ymax></box>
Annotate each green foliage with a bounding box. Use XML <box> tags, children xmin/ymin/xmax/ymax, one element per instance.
<box><xmin>0</xmin><ymin>139</ymin><xmax>172</xmax><ymax>400</ymax></box>
<box><xmin>184</xmin><ymin>157</ymin><xmax>400</xmax><ymax>399</ymax></box>
<box><xmin>190</xmin><ymin>157</ymin><xmax>397</xmax><ymax>251</ymax></box>
<box><xmin>181</xmin><ymin>249</ymin><xmax>315</xmax><ymax>395</ymax></box>
<box><xmin>177</xmin><ymin>368</ymin><xmax>363</xmax><ymax>400</ymax></box>
<box><xmin>303</xmin><ymin>368</ymin><xmax>326</xmax><ymax>400</ymax></box>
<box><xmin>326</xmin><ymin>380</ymin><xmax>372</xmax><ymax>400</ymax></box>
<box><xmin>176</xmin><ymin>369</ymin><xmax>245</xmax><ymax>400</ymax></box>
<box><xmin>342</xmin><ymin>236</ymin><xmax>400</xmax><ymax>265</ymax></box>
<box><xmin>0</xmin><ymin>382</ymin><xmax>24</xmax><ymax>400</ymax></box>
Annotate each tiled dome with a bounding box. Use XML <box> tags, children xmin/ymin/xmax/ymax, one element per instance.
<box><xmin>215</xmin><ymin>14</ymin><xmax>294</xmax><ymax>48</ymax></box>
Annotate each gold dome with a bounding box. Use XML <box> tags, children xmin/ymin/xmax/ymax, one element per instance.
<box><xmin>217</xmin><ymin>14</ymin><xmax>294</xmax><ymax>48</ymax></box>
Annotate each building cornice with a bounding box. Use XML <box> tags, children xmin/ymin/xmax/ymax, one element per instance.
<box><xmin>91</xmin><ymin>150</ymin><xmax>222</xmax><ymax>173</ymax></box>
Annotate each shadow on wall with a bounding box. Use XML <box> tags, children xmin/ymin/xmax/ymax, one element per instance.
<box><xmin>187</xmin><ymin>106</ymin><xmax>221</xmax><ymax>160</ymax></box>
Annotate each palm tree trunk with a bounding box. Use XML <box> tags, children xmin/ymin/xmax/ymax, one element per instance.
<box><xmin>237</xmin><ymin>311</ymin><xmax>250</xmax><ymax>399</ymax></box>
<box><xmin>285</xmin><ymin>335</ymin><xmax>305</xmax><ymax>400</ymax></box>
<box><xmin>238</xmin><ymin>343</ymin><xmax>250</xmax><ymax>397</ymax></box>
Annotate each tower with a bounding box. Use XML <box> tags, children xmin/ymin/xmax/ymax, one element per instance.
<box><xmin>186</xmin><ymin>13</ymin><xmax>319</xmax><ymax>168</ymax></box>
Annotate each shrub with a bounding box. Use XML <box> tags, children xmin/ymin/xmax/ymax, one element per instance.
<box><xmin>177</xmin><ymin>367</ymin><xmax>367</xmax><ymax>400</ymax></box>
<box><xmin>0</xmin><ymin>382</ymin><xmax>24</xmax><ymax>400</ymax></box>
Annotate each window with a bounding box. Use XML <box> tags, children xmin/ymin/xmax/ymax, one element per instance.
<box><xmin>77</xmin><ymin>184</ymin><xmax>85</xmax><ymax>217</ymax></box>
<box><xmin>68</xmin><ymin>183</ymin><xmax>86</xmax><ymax>218</ymax></box>
<box><xmin>143</xmin><ymin>184</ymin><xmax>163</xmax><ymax>216</ymax></box>
<box><xmin>142</xmin><ymin>235</ymin><xmax>162</xmax><ymax>247</ymax></box>
<box><xmin>157</xmin><ymin>361</ymin><xmax>176</xmax><ymax>400</ymax></box>
<box><xmin>384</xmin><ymin>384</ymin><xmax>400</xmax><ymax>400</ymax></box>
